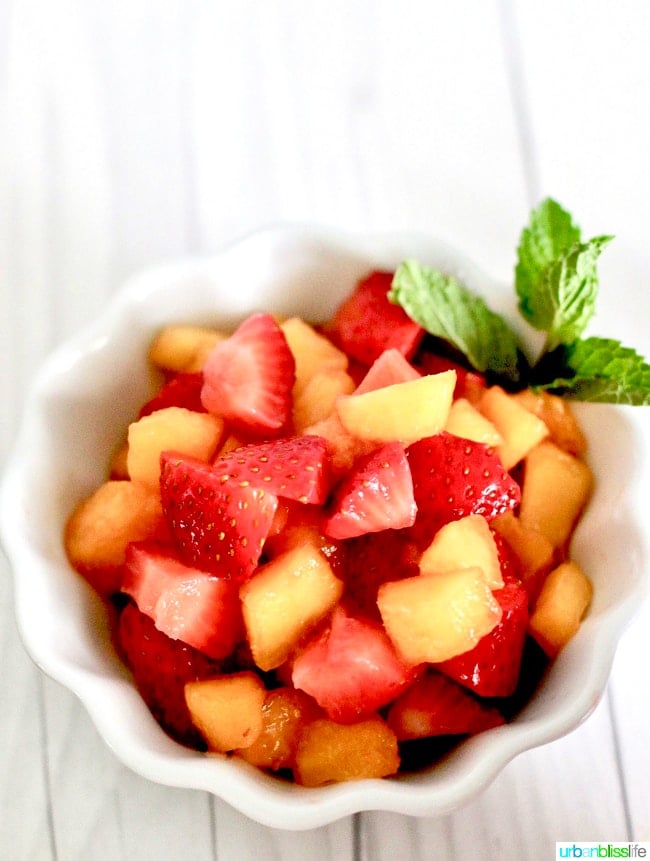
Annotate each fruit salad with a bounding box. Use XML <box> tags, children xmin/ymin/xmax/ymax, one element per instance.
<box><xmin>64</xmin><ymin>265</ymin><xmax>595</xmax><ymax>787</ymax></box>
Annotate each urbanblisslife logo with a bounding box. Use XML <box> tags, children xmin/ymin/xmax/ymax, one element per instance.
<box><xmin>556</xmin><ymin>845</ymin><xmax>648</xmax><ymax>859</ymax></box>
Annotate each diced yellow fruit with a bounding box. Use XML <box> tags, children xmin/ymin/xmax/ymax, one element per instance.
<box><xmin>240</xmin><ymin>545</ymin><xmax>344</xmax><ymax>671</ymax></box>
<box><xmin>377</xmin><ymin>567</ymin><xmax>502</xmax><ymax>665</ymax></box>
<box><xmin>293</xmin><ymin>369</ymin><xmax>356</xmax><ymax>432</ymax></box>
<box><xmin>294</xmin><ymin>718</ymin><xmax>399</xmax><ymax>786</ymax></box>
<box><xmin>336</xmin><ymin>370</ymin><xmax>456</xmax><ymax>445</ymax></box>
<box><xmin>109</xmin><ymin>440</ymin><xmax>130</xmax><ymax>479</ymax></box>
<box><xmin>303</xmin><ymin>413</ymin><xmax>374</xmax><ymax>475</ymax></box>
<box><xmin>512</xmin><ymin>389</ymin><xmax>587</xmax><ymax>456</ymax></box>
<box><xmin>148</xmin><ymin>325</ymin><xmax>227</xmax><ymax>373</ymax></box>
<box><xmin>519</xmin><ymin>441</ymin><xmax>593</xmax><ymax>549</ymax></box>
<box><xmin>127</xmin><ymin>406</ymin><xmax>224</xmax><ymax>487</ymax></box>
<box><xmin>237</xmin><ymin>687</ymin><xmax>321</xmax><ymax>770</ymax></box>
<box><xmin>65</xmin><ymin>480</ymin><xmax>167</xmax><ymax>592</ymax></box>
<box><xmin>528</xmin><ymin>561</ymin><xmax>593</xmax><ymax>657</ymax></box>
<box><xmin>479</xmin><ymin>385</ymin><xmax>549</xmax><ymax>470</ymax></box>
<box><xmin>445</xmin><ymin>398</ymin><xmax>503</xmax><ymax>446</ymax></box>
<box><xmin>185</xmin><ymin>672</ymin><xmax>266</xmax><ymax>752</ymax></box>
<box><xmin>280</xmin><ymin>317</ymin><xmax>348</xmax><ymax>396</ymax></box>
<box><xmin>213</xmin><ymin>433</ymin><xmax>246</xmax><ymax>458</ymax></box>
<box><xmin>419</xmin><ymin>514</ymin><xmax>503</xmax><ymax>589</ymax></box>
<box><xmin>491</xmin><ymin>511</ymin><xmax>555</xmax><ymax>603</ymax></box>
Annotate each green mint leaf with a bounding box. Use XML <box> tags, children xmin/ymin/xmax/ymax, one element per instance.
<box><xmin>534</xmin><ymin>235</ymin><xmax>613</xmax><ymax>351</ymax></box>
<box><xmin>516</xmin><ymin>197</ymin><xmax>582</xmax><ymax>317</ymax></box>
<box><xmin>535</xmin><ymin>337</ymin><xmax>650</xmax><ymax>405</ymax></box>
<box><xmin>389</xmin><ymin>259</ymin><xmax>523</xmax><ymax>382</ymax></box>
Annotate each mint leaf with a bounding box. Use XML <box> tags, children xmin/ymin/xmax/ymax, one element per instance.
<box><xmin>516</xmin><ymin>198</ymin><xmax>582</xmax><ymax>316</ymax></box>
<box><xmin>532</xmin><ymin>236</ymin><xmax>613</xmax><ymax>351</ymax></box>
<box><xmin>535</xmin><ymin>337</ymin><xmax>650</xmax><ymax>405</ymax></box>
<box><xmin>389</xmin><ymin>260</ymin><xmax>523</xmax><ymax>382</ymax></box>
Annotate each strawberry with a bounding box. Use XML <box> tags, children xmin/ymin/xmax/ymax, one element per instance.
<box><xmin>407</xmin><ymin>432</ymin><xmax>521</xmax><ymax>541</ymax></box>
<box><xmin>341</xmin><ymin>529</ymin><xmax>419</xmax><ymax>621</ymax></box>
<box><xmin>160</xmin><ymin>452</ymin><xmax>278</xmax><ymax>578</ymax></box>
<box><xmin>435</xmin><ymin>577</ymin><xmax>529</xmax><ymax>697</ymax></box>
<box><xmin>138</xmin><ymin>372</ymin><xmax>206</xmax><ymax>418</ymax></box>
<box><xmin>291</xmin><ymin>606</ymin><xmax>417</xmax><ymax>723</ymax></box>
<box><xmin>116</xmin><ymin>601</ymin><xmax>222</xmax><ymax>747</ymax></box>
<box><xmin>354</xmin><ymin>348</ymin><xmax>421</xmax><ymax>395</ymax></box>
<box><xmin>122</xmin><ymin>542</ymin><xmax>243</xmax><ymax>659</ymax></box>
<box><xmin>212</xmin><ymin>435</ymin><xmax>331</xmax><ymax>505</ymax></box>
<box><xmin>386</xmin><ymin>670</ymin><xmax>505</xmax><ymax>740</ymax></box>
<box><xmin>200</xmin><ymin>312</ymin><xmax>295</xmax><ymax>434</ymax></box>
<box><xmin>324</xmin><ymin>442</ymin><xmax>417</xmax><ymax>539</ymax></box>
<box><xmin>326</xmin><ymin>271</ymin><xmax>424</xmax><ymax>367</ymax></box>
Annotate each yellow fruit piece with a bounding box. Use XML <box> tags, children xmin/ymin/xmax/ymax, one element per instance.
<box><xmin>280</xmin><ymin>317</ymin><xmax>348</xmax><ymax>396</ymax></box>
<box><xmin>528</xmin><ymin>561</ymin><xmax>593</xmax><ymax>657</ymax></box>
<box><xmin>294</xmin><ymin>718</ymin><xmax>399</xmax><ymax>787</ymax></box>
<box><xmin>519</xmin><ymin>440</ymin><xmax>593</xmax><ymax>549</ymax></box>
<box><xmin>240</xmin><ymin>545</ymin><xmax>344</xmax><ymax>671</ymax></box>
<box><xmin>377</xmin><ymin>567</ymin><xmax>502</xmax><ymax>665</ymax></box>
<box><xmin>108</xmin><ymin>440</ymin><xmax>130</xmax><ymax>480</ymax></box>
<box><xmin>491</xmin><ymin>511</ymin><xmax>555</xmax><ymax>602</ymax></box>
<box><xmin>479</xmin><ymin>385</ymin><xmax>549</xmax><ymax>470</ymax></box>
<box><xmin>303</xmin><ymin>413</ymin><xmax>374</xmax><ymax>475</ymax></box>
<box><xmin>336</xmin><ymin>370</ymin><xmax>456</xmax><ymax>445</ymax></box>
<box><xmin>65</xmin><ymin>480</ymin><xmax>166</xmax><ymax>592</ymax></box>
<box><xmin>419</xmin><ymin>514</ymin><xmax>504</xmax><ymax>589</ymax></box>
<box><xmin>127</xmin><ymin>406</ymin><xmax>224</xmax><ymax>487</ymax></box>
<box><xmin>185</xmin><ymin>672</ymin><xmax>266</xmax><ymax>752</ymax></box>
<box><xmin>293</xmin><ymin>369</ymin><xmax>356</xmax><ymax>432</ymax></box>
<box><xmin>512</xmin><ymin>389</ymin><xmax>587</xmax><ymax>456</ymax></box>
<box><xmin>148</xmin><ymin>325</ymin><xmax>227</xmax><ymax>373</ymax></box>
<box><xmin>237</xmin><ymin>687</ymin><xmax>320</xmax><ymax>771</ymax></box>
<box><xmin>445</xmin><ymin>397</ymin><xmax>503</xmax><ymax>446</ymax></box>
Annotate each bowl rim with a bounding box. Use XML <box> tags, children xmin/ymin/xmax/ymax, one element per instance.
<box><xmin>1</xmin><ymin>223</ymin><xmax>649</xmax><ymax>830</ymax></box>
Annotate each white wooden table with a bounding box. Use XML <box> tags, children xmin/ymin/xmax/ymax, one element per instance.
<box><xmin>2</xmin><ymin>2</ymin><xmax>649</xmax><ymax>857</ymax></box>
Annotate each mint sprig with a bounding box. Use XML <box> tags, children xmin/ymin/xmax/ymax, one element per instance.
<box><xmin>388</xmin><ymin>198</ymin><xmax>650</xmax><ymax>405</ymax></box>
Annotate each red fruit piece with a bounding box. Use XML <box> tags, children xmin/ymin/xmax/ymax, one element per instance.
<box><xmin>386</xmin><ymin>670</ymin><xmax>505</xmax><ymax>740</ymax></box>
<box><xmin>122</xmin><ymin>543</ymin><xmax>243</xmax><ymax>659</ymax></box>
<box><xmin>342</xmin><ymin>529</ymin><xmax>420</xmax><ymax>621</ymax></box>
<box><xmin>326</xmin><ymin>271</ymin><xmax>424</xmax><ymax>367</ymax></box>
<box><xmin>354</xmin><ymin>348</ymin><xmax>421</xmax><ymax>395</ymax></box>
<box><xmin>324</xmin><ymin>442</ymin><xmax>416</xmax><ymax>540</ymax></box>
<box><xmin>160</xmin><ymin>452</ymin><xmax>278</xmax><ymax>578</ymax></box>
<box><xmin>200</xmin><ymin>312</ymin><xmax>295</xmax><ymax>434</ymax></box>
<box><xmin>435</xmin><ymin>578</ymin><xmax>529</xmax><ymax>697</ymax></box>
<box><xmin>213</xmin><ymin>435</ymin><xmax>330</xmax><ymax>505</ymax></box>
<box><xmin>117</xmin><ymin>601</ymin><xmax>222</xmax><ymax>747</ymax></box>
<box><xmin>291</xmin><ymin>606</ymin><xmax>417</xmax><ymax>723</ymax></box>
<box><xmin>138</xmin><ymin>372</ymin><xmax>206</xmax><ymax>418</ymax></box>
<box><xmin>407</xmin><ymin>432</ymin><xmax>521</xmax><ymax>540</ymax></box>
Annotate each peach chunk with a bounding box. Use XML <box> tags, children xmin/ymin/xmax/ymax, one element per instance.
<box><xmin>419</xmin><ymin>514</ymin><xmax>504</xmax><ymax>590</ymax></box>
<box><xmin>377</xmin><ymin>567</ymin><xmax>502</xmax><ymax>665</ymax></box>
<box><xmin>294</xmin><ymin>718</ymin><xmax>399</xmax><ymax>786</ymax></box>
<box><xmin>65</xmin><ymin>480</ymin><xmax>167</xmax><ymax>594</ymax></box>
<box><xmin>512</xmin><ymin>389</ymin><xmax>587</xmax><ymax>456</ymax></box>
<box><xmin>519</xmin><ymin>440</ymin><xmax>593</xmax><ymax>549</ymax></box>
<box><xmin>148</xmin><ymin>325</ymin><xmax>226</xmax><ymax>373</ymax></box>
<box><xmin>479</xmin><ymin>385</ymin><xmax>549</xmax><ymax>470</ymax></box>
<box><xmin>185</xmin><ymin>672</ymin><xmax>266</xmax><ymax>752</ymax></box>
<box><xmin>127</xmin><ymin>406</ymin><xmax>224</xmax><ymax>487</ymax></box>
<box><xmin>336</xmin><ymin>370</ymin><xmax>456</xmax><ymax>444</ymax></box>
<box><xmin>292</xmin><ymin>369</ymin><xmax>356</xmax><ymax>432</ymax></box>
<box><xmin>240</xmin><ymin>544</ymin><xmax>344</xmax><ymax>671</ymax></box>
<box><xmin>280</xmin><ymin>317</ymin><xmax>348</xmax><ymax>396</ymax></box>
<box><xmin>491</xmin><ymin>511</ymin><xmax>555</xmax><ymax>603</ymax></box>
<box><xmin>528</xmin><ymin>561</ymin><xmax>593</xmax><ymax>657</ymax></box>
<box><xmin>444</xmin><ymin>397</ymin><xmax>503</xmax><ymax>447</ymax></box>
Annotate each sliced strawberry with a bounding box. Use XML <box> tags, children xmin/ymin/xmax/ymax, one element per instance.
<box><xmin>291</xmin><ymin>606</ymin><xmax>417</xmax><ymax>723</ymax></box>
<box><xmin>386</xmin><ymin>670</ymin><xmax>505</xmax><ymax>740</ymax></box>
<box><xmin>122</xmin><ymin>543</ymin><xmax>243</xmax><ymax>659</ymax></box>
<box><xmin>342</xmin><ymin>529</ymin><xmax>420</xmax><ymax>621</ymax></box>
<box><xmin>354</xmin><ymin>348</ymin><xmax>421</xmax><ymax>395</ymax></box>
<box><xmin>414</xmin><ymin>350</ymin><xmax>486</xmax><ymax>404</ymax></box>
<box><xmin>407</xmin><ymin>432</ymin><xmax>521</xmax><ymax>541</ymax></box>
<box><xmin>160</xmin><ymin>452</ymin><xmax>278</xmax><ymax>578</ymax></box>
<box><xmin>200</xmin><ymin>312</ymin><xmax>295</xmax><ymax>434</ymax></box>
<box><xmin>435</xmin><ymin>578</ymin><xmax>529</xmax><ymax>697</ymax></box>
<box><xmin>324</xmin><ymin>442</ymin><xmax>416</xmax><ymax>539</ymax></box>
<box><xmin>212</xmin><ymin>435</ymin><xmax>330</xmax><ymax>505</ymax></box>
<box><xmin>138</xmin><ymin>372</ymin><xmax>206</xmax><ymax>418</ymax></box>
<box><xmin>326</xmin><ymin>271</ymin><xmax>424</xmax><ymax>367</ymax></box>
<box><xmin>116</xmin><ymin>601</ymin><xmax>223</xmax><ymax>747</ymax></box>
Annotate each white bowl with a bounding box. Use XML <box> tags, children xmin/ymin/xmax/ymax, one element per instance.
<box><xmin>2</xmin><ymin>226</ymin><xmax>649</xmax><ymax>830</ymax></box>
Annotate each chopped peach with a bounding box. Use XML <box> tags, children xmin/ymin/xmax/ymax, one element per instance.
<box><xmin>185</xmin><ymin>672</ymin><xmax>266</xmax><ymax>751</ymax></box>
<box><xmin>528</xmin><ymin>561</ymin><xmax>593</xmax><ymax>657</ymax></box>
<box><xmin>148</xmin><ymin>325</ymin><xmax>227</xmax><ymax>373</ymax></box>
<box><xmin>419</xmin><ymin>514</ymin><xmax>504</xmax><ymax>589</ymax></box>
<box><xmin>479</xmin><ymin>385</ymin><xmax>549</xmax><ymax>470</ymax></box>
<box><xmin>280</xmin><ymin>317</ymin><xmax>348</xmax><ymax>396</ymax></box>
<box><xmin>445</xmin><ymin>398</ymin><xmax>503</xmax><ymax>446</ymax></box>
<box><xmin>512</xmin><ymin>389</ymin><xmax>587</xmax><ymax>456</ymax></box>
<box><xmin>491</xmin><ymin>511</ymin><xmax>556</xmax><ymax>603</ymax></box>
<box><xmin>108</xmin><ymin>440</ymin><xmax>130</xmax><ymax>480</ymax></box>
<box><xmin>292</xmin><ymin>369</ymin><xmax>355</xmax><ymax>432</ymax></box>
